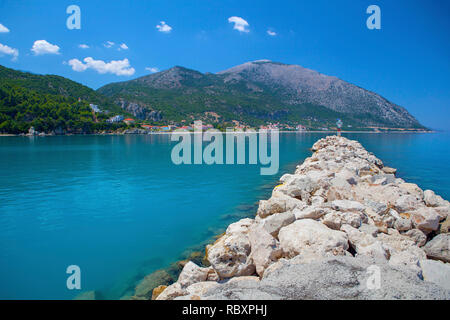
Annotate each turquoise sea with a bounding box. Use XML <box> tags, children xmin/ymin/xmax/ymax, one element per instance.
<box><xmin>0</xmin><ymin>132</ymin><xmax>449</xmax><ymax>299</ymax></box>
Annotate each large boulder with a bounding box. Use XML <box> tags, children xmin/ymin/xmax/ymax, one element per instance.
<box><xmin>278</xmin><ymin>219</ymin><xmax>349</xmax><ymax>259</ymax></box>
<box><xmin>411</xmin><ymin>207</ymin><xmax>441</xmax><ymax>233</ymax></box>
<box><xmin>206</xmin><ymin>218</ymin><xmax>255</xmax><ymax>279</ymax></box>
<box><xmin>155</xmin><ymin>282</ymin><xmax>186</xmax><ymax>300</ymax></box>
<box><xmin>398</xmin><ymin>183</ymin><xmax>424</xmax><ymax>199</ymax></box>
<box><xmin>395</xmin><ymin>195</ymin><xmax>421</xmax><ymax>213</ymax></box>
<box><xmin>248</xmin><ymin>225</ymin><xmax>282</xmax><ymax>276</ymax></box>
<box><xmin>331</xmin><ymin>200</ymin><xmax>366</xmax><ymax>212</ymax></box>
<box><xmin>177</xmin><ymin>261</ymin><xmax>210</xmax><ymax>288</ymax></box>
<box><xmin>403</xmin><ymin>229</ymin><xmax>427</xmax><ymax>247</ymax></box>
<box><xmin>260</xmin><ymin>210</ymin><xmax>295</xmax><ymax>237</ymax></box>
<box><xmin>257</xmin><ymin>193</ymin><xmax>305</xmax><ymax>218</ymax></box>
<box><xmin>423</xmin><ymin>234</ymin><xmax>450</xmax><ymax>263</ymax></box>
<box><xmin>424</xmin><ymin>190</ymin><xmax>447</xmax><ymax>207</ymax></box>
<box><xmin>376</xmin><ymin>231</ymin><xmax>427</xmax><ymax>272</ymax></box>
<box><xmin>293</xmin><ymin>206</ymin><xmax>327</xmax><ymax>220</ymax></box>
<box><xmin>340</xmin><ymin>224</ymin><xmax>389</xmax><ymax>262</ymax></box>
<box><xmin>275</xmin><ymin>175</ymin><xmax>318</xmax><ymax>201</ymax></box>
<box><xmin>199</xmin><ymin>256</ymin><xmax>449</xmax><ymax>300</ymax></box>
<box><xmin>419</xmin><ymin>259</ymin><xmax>450</xmax><ymax>290</ymax></box>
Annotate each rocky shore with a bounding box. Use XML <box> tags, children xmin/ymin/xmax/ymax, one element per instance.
<box><xmin>149</xmin><ymin>136</ymin><xmax>450</xmax><ymax>300</ymax></box>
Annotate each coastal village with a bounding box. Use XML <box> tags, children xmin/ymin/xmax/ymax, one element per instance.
<box><xmin>19</xmin><ymin>101</ymin><xmax>429</xmax><ymax>137</ymax></box>
<box><xmin>92</xmin><ymin>104</ymin><xmax>428</xmax><ymax>134</ymax></box>
<box><xmin>102</xmin><ymin>105</ymin><xmax>309</xmax><ymax>133</ymax></box>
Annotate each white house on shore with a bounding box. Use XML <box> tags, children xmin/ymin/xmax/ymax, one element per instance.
<box><xmin>106</xmin><ymin>115</ymin><xmax>124</xmax><ymax>123</ymax></box>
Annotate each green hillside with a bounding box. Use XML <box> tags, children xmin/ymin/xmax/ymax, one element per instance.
<box><xmin>0</xmin><ymin>65</ymin><xmax>126</xmax><ymax>134</ymax></box>
<box><xmin>0</xmin><ymin>65</ymin><xmax>122</xmax><ymax>113</ymax></box>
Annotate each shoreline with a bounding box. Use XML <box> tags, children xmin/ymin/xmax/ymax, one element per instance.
<box><xmin>0</xmin><ymin>130</ymin><xmax>438</xmax><ymax>137</ymax></box>
<box><xmin>142</xmin><ymin>135</ymin><xmax>450</xmax><ymax>300</ymax></box>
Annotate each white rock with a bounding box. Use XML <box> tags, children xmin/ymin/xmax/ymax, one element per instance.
<box><xmin>311</xmin><ymin>196</ymin><xmax>325</xmax><ymax>206</ymax></box>
<box><xmin>389</xmin><ymin>250</ymin><xmax>422</xmax><ymax>274</ymax></box>
<box><xmin>423</xmin><ymin>234</ymin><xmax>450</xmax><ymax>263</ymax></box>
<box><xmin>342</xmin><ymin>211</ymin><xmax>363</xmax><ymax>228</ymax></box>
<box><xmin>434</xmin><ymin>206</ymin><xmax>450</xmax><ymax>220</ymax></box>
<box><xmin>329</xmin><ymin>176</ymin><xmax>352</xmax><ymax>190</ymax></box>
<box><xmin>395</xmin><ymin>195</ymin><xmax>421</xmax><ymax>212</ymax></box>
<box><xmin>403</xmin><ymin>229</ymin><xmax>427</xmax><ymax>247</ymax></box>
<box><xmin>377</xmin><ymin>232</ymin><xmax>427</xmax><ymax>271</ymax></box>
<box><xmin>364</xmin><ymin>199</ymin><xmax>388</xmax><ymax>215</ymax></box>
<box><xmin>335</xmin><ymin>168</ymin><xmax>358</xmax><ymax>185</ymax></box>
<box><xmin>275</xmin><ymin>175</ymin><xmax>318</xmax><ymax>200</ymax></box>
<box><xmin>322</xmin><ymin>211</ymin><xmax>342</xmax><ymax>230</ymax></box>
<box><xmin>411</xmin><ymin>207</ymin><xmax>441</xmax><ymax>233</ymax></box>
<box><xmin>359</xmin><ymin>224</ymin><xmax>379</xmax><ymax>237</ymax></box>
<box><xmin>156</xmin><ymin>282</ymin><xmax>186</xmax><ymax>300</ymax></box>
<box><xmin>248</xmin><ymin>225</ymin><xmax>282</xmax><ymax>276</ymax></box>
<box><xmin>226</xmin><ymin>218</ymin><xmax>253</xmax><ymax>234</ymax></box>
<box><xmin>389</xmin><ymin>209</ymin><xmax>413</xmax><ymax>231</ymax></box>
<box><xmin>331</xmin><ymin>200</ymin><xmax>365</xmax><ymax>212</ymax></box>
<box><xmin>398</xmin><ymin>183</ymin><xmax>424</xmax><ymax>199</ymax></box>
<box><xmin>293</xmin><ymin>206</ymin><xmax>326</xmax><ymax>220</ymax></box>
<box><xmin>340</xmin><ymin>224</ymin><xmax>388</xmax><ymax>262</ymax></box>
<box><xmin>424</xmin><ymin>190</ymin><xmax>446</xmax><ymax>207</ymax></box>
<box><xmin>178</xmin><ymin>261</ymin><xmax>210</xmax><ymax>288</ymax></box>
<box><xmin>186</xmin><ymin>281</ymin><xmax>220</xmax><ymax>297</ymax></box>
<box><xmin>419</xmin><ymin>260</ymin><xmax>450</xmax><ymax>290</ymax></box>
<box><xmin>278</xmin><ymin>219</ymin><xmax>349</xmax><ymax>259</ymax></box>
<box><xmin>257</xmin><ymin>193</ymin><xmax>305</xmax><ymax>218</ymax></box>
<box><xmin>207</xmin><ymin>219</ymin><xmax>255</xmax><ymax>279</ymax></box>
<box><xmin>260</xmin><ymin>210</ymin><xmax>295</xmax><ymax>237</ymax></box>
<box><xmin>382</xmin><ymin>167</ymin><xmax>397</xmax><ymax>174</ymax></box>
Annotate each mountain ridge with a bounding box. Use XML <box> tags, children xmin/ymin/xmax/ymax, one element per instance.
<box><xmin>98</xmin><ymin>60</ymin><xmax>424</xmax><ymax>130</ymax></box>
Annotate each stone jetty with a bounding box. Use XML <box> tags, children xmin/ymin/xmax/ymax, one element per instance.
<box><xmin>154</xmin><ymin>136</ymin><xmax>450</xmax><ymax>300</ymax></box>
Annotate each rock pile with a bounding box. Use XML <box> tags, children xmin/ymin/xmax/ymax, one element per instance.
<box><xmin>155</xmin><ymin>136</ymin><xmax>450</xmax><ymax>300</ymax></box>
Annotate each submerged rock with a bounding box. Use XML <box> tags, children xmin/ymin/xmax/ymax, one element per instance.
<box><xmin>74</xmin><ymin>290</ymin><xmax>98</xmax><ymax>300</ymax></box>
<box><xmin>134</xmin><ymin>269</ymin><xmax>173</xmax><ymax>299</ymax></box>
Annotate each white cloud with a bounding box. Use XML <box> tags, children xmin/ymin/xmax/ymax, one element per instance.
<box><xmin>31</xmin><ymin>40</ymin><xmax>60</xmax><ymax>55</ymax></box>
<box><xmin>78</xmin><ymin>44</ymin><xmax>89</xmax><ymax>49</ymax></box>
<box><xmin>145</xmin><ymin>67</ymin><xmax>159</xmax><ymax>73</ymax></box>
<box><xmin>118</xmin><ymin>43</ymin><xmax>129</xmax><ymax>50</ymax></box>
<box><xmin>68</xmin><ymin>57</ymin><xmax>135</xmax><ymax>76</ymax></box>
<box><xmin>0</xmin><ymin>43</ymin><xmax>18</xmax><ymax>61</ymax></box>
<box><xmin>103</xmin><ymin>41</ymin><xmax>115</xmax><ymax>48</ymax></box>
<box><xmin>228</xmin><ymin>16</ymin><xmax>249</xmax><ymax>33</ymax></box>
<box><xmin>156</xmin><ymin>21</ymin><xmax>172</xmax><ymax>33</ymax></box>
<box><xmin>267</xmin><ymin>30</ymin><xmax>277</xmax><ymax>36</ymax></box>
<box><xmin>0</xmin><ymin>23</ymin><xmax>10</xmax><ymax>33</ymax></box>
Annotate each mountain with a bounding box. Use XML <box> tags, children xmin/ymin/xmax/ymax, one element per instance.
<box><xmin>0</xmin><ymin>65</ymin><xmax>125</xmax><ymax>134</ymax></box>
<box><xmin>98</xmin><ymin>60</ymin><xmax>425</xmax><ymax>130</ymax></box>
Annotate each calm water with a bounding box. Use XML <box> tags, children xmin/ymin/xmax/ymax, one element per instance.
<box><xmin>0</xmin><ymin>132</ymin><xmax>449</xmax><ymax>299</ymax></box>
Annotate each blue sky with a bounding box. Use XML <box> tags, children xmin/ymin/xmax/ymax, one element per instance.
<box><xmin>0</xmin><ymin>0</ymin><xmax>449</xmax><ymax>129</ymax></box>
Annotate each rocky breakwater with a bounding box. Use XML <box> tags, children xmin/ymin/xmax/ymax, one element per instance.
<box><xmin>155</xmin><ymin>136</ymin><xmax>450</xmax><ymax>300</ymax></box>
